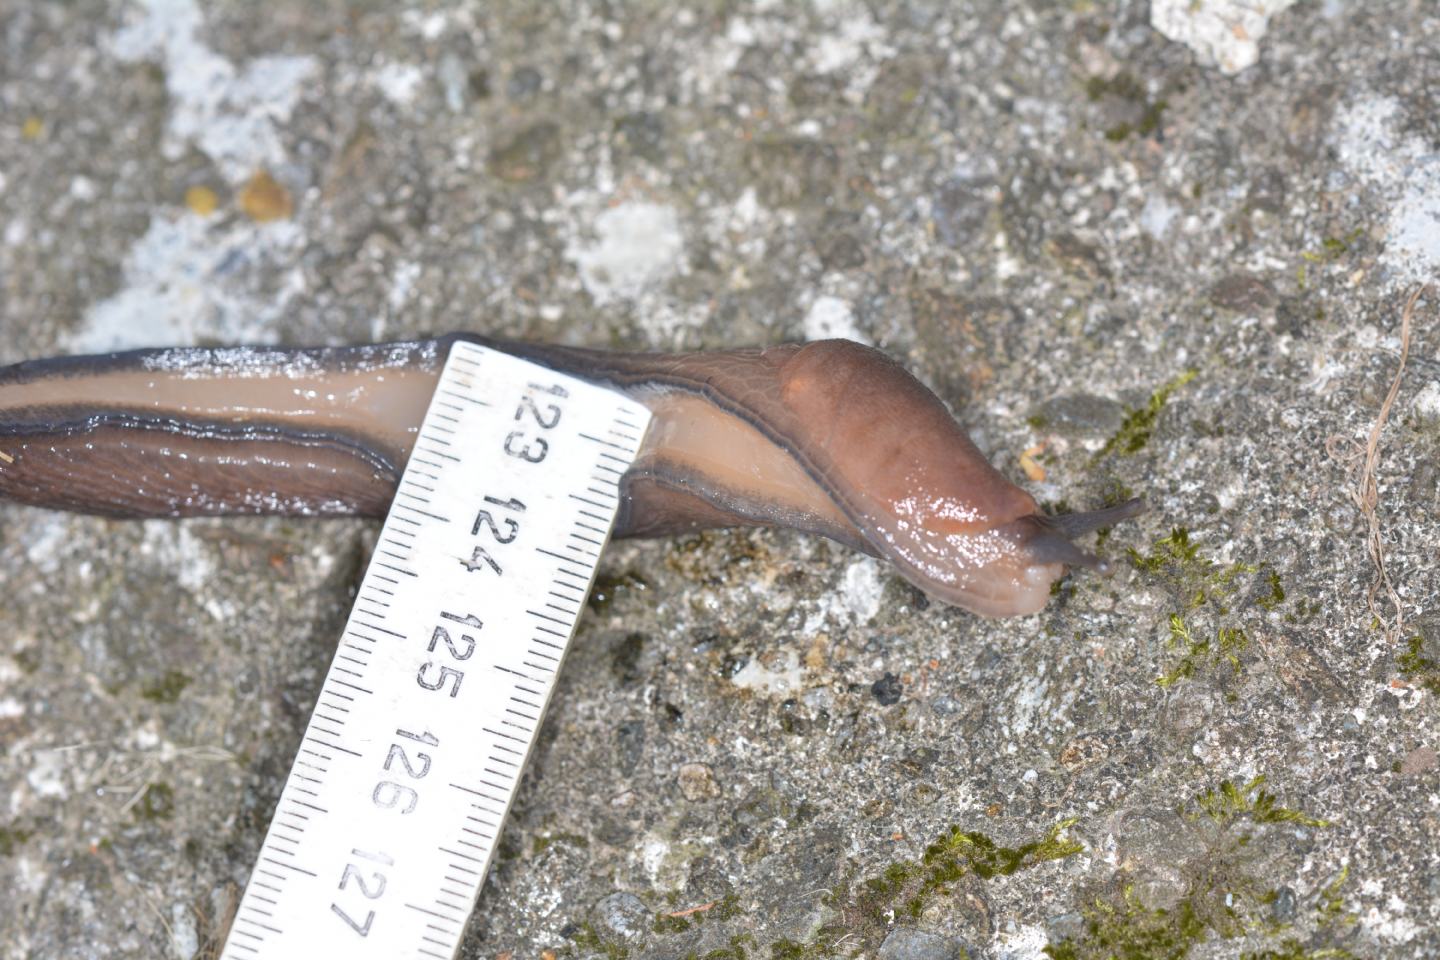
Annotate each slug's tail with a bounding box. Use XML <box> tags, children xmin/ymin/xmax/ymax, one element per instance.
<box><xmin>0</xmin><ymin>343</ymin><xmax>445</xmax><ymax>518</ymax></box>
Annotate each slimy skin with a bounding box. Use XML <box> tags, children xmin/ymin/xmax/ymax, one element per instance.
<box><xmin>0</xmin><ymin>335</ymin><xmax>1143</xmax><ymax>617</ymax></box>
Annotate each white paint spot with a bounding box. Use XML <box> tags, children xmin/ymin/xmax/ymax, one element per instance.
<box><xmin>0</xmin><ymin>697</ymin><xmax>23</xmax><ymax>720</ymax></box>
<box><xmin>810</xmin><ymin>12</ymin><xmax>892</xmax><ymax>74</ymax></box>
<box><xmin>373</xmin><ymin>62</ymin><xmax>426</xmax><ymax>105</ymax></box>
<box><xmin>1009</xmin><ymin>670</ymin><xmax>1050</xmax><ymax>738</ymax></box>
<box><xmin>806</xmin><ymin>1</ymin><xmax>896</xmax><ymax>104</ymax></box>
<box><xmin>23</xmin><ymin>515</ymin><xmax>69</xmax><ymax>575</ymax></box>
<box><xmin>141</xmin><ymin>522</ymin><xmax>216</xmax><ymax>595</ymax></box>
<box><xmin>67</xmin><ymin>213</ymin><xmax>303</xmax><ymax>351</ymax></box>
<box><xmin>169</xmin><ymin>902</ymin><xmax>199</xmax><ymax>959</ymax></box>
<box><xmin>1414</xmin><ymin>381</ymin><xmax>1440</xmax><ymax>421</ymax></box>
<box><xmin>109</xmin><ymin>0</ymin><xmax>317</xmax><ymax>179</ymax></box>
<box><xmin>1333</xmin><ymin>95</ymin><xmax>1440</xmax><ymax>285</ymax></box>
<box><xmin>803</xmin><ymin>295</ymin><xmax>868</xmax><ymax>343</ymax></box>
<box><xmin>388</xmin><ymin>259</ymin><xmax>422</xmax><ymax>313</ymax></box>
<box><xmin>69</xmin><ymin>176</ymin><xmax>98</xmax><ymax>202</ymax></box>
<box><xmin>838</xmin><ymin>557</ymin><xmax>884</xmax><ymax>623</ymax></box>
<box><xmin>730</xmin><ymin>648</ymin><xmax>805</xmax><ymax>695</ymax></box>
<box><xmin>989</xmin><ymin>922</ymin><xmax>1050</xmax><ymax>960</ymax></box>
<box><xmin>568</xmin><ymin>201</ymin><xmax>685</xmax><ymax>305</ymax></box>
<box><xmin>1362</xmin><ymin>901</ymin><xmax>1420</xmax><ymax>944</ymax></box>
<box><xmin>402</xmin><ymin>8</ymin><xmax>453</xmax><ymax>41</ymax></box>
<box><xmin>1150</xmin><ymin>0</ymin><xmax>1298</xmax><ymax>75</ymax></box>
<box><xmin>26</xmin><ymin>750</ymin><xmax>68</xmax><ymax>799</ymax></box>
<box><xmin>640</xmin><ymin>835</ymin><xmax>669</xmax><ymax>884</ymax></box>
<box><xmin>1139</xmin><ymin>193</ymin><xmax>1179</xmax><ymax>239</ymax></box>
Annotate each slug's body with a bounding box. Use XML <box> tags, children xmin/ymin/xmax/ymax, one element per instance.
<box><xmin>0</xmin><ymin>336</ymin><xmax>1141</xmax><ymax>616</ymax></box>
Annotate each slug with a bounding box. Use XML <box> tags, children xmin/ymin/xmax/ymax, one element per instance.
<box><xmin>0</xmin><ymin>335</ymin><xmax>1142</xmax><ymax>617</ymax></box>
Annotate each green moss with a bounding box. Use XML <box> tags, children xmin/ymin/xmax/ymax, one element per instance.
<box><xmin>770</xmin><ymin>939</ymin><xmax>827</xmax><ymax>960</ymax></box>
<box><xmin>1048</xmin><ymin>780</ymin><xmax>1349</xmax><ymax>960</ymax></box>
<box><xmin>690</xmin><ymin>934</ymin><xmax>757</xmax><ymax>960</ymax></box>
<box><xmin>1296</xmin><ymin>228</ymin><xmax>1365</xmax><ymax>289</ymax></box>
<box><xmin>1157</xmin><ymin>615</ymin><xmax>1249</xmax><ymax>688</ymax></box>
<box><xmin>140</xmin><ymin>669</ymin><xmax>191</xmax><ymax>704</ymax></box>
<box><xmin>1084</xmin><ymin>72</ymin><xmax>1168</xmax><ymax>142</ymax></box>
<box><xmin>13</xmin><ymin>646</ymin><xmax>42</xmax><ymax>674</ymax></box>
<box><xmin>1128</xmin><ymin>528</ymin><xmax>1256</xmax><ymax>613</ymax></box>
<box><xmin>1191</xmin><ymin>776</ymin><xmax>1329</xmax><ymax>829</ymax></box>
<box><xmin>1093</xmin><ymin>371</ymin><xmax>1197</xmax><ymax>462</ymax></box>
<box><xmin>828</xmin><ymin>819</ymin><xmax>1084</xmax><ymax>950</ymax></box>
<box><xmin>533</xmin><ymin>831</ymin><xmax>590</xmax><ymax>856</ymax></box>
<box><xmin>0</xmin><ymin>822</ymin><xmax>34</xmax><ymax>857</ymax></box>
<box><xmin>1397</xmin><ymin>635</ymin><xmax>1440</xmax><ymax>694</ymax></box>
<box><xmin>569</xmin><ymin>920</ymin><xmax>631</xmax><ymax>960</ymax></box>
<box><xmin>652</xmin><ymin>895</ymin><xmax>742</xmax><ymax>936</ymax></box>
<box><xmin>1127</xmin><ymin>525</ymin><xmax>1278</xmax><ymax>688</ymax></box>
<box><xmin>1130</xmin><ymin>527</ymin><xmax>1202</xmax><ymax>574</ymax></box>
<box><xmin>926</xmin><ymin>819</ymin><xmax>1085</xmax><ymax>880</ymax></box>
<box><xmin>1044</xmin><ymin>885</ymin><xmax>1206</xmax><ymax>960</ymax></box>
<box><xmin>611</xmin><ymin>821</ymin><xmax>1080</xmax><ymax>960</ymax></box>
<box><xmin>1313</xmin><ymin>867</ymin><xmax>1355</xmax><ymax>930</ymax></box>
<box><xmin>135</xmin><ymin>782</ymin><xmax>175</xmax><ymax>821</ymax></box>
<box><xmin>587</xmin><ymin>571</ymin><xmax>651</xmax><ymax>613</ymax></box>
<box><xmin>1240</xmin><ymin>940</ymin><xmax>1357</xmax><ymax>960</ymax></box>
<box><xmin>1258</xmin><ymin>570</ymin><xmax>1287</xmax><ymax>611</ymax></box>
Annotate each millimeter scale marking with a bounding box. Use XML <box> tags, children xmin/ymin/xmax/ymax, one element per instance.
<box><xmin>219</xmin><ymin>341</ymin><xmax>651</xmax><ymax>959</ymax></box>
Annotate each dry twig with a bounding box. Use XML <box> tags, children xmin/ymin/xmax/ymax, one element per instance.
<box><xmin>1352</xmin><ymin>284</ymin><xmax>1427</xmax><ymax>640</ymax></box>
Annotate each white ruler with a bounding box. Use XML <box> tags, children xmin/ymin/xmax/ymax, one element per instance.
<box><xmin>220</xmin><ymin>340</ymin><xmax>651</xmax><ymax>959</ymax></box>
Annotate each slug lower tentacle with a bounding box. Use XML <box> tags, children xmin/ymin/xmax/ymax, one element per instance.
<box><xmin>0</xmin><ymin>335</ymin><xmax>1142</xmax><ymax>617</ymax></box>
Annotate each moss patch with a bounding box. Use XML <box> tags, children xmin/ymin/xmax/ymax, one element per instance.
<box><xmin>1296</xmin><ymin>228</ymin><xmax>1365</xmax><ymax>289</ymax></box>
<box><xmin>0</xmin><ymin>822</ymin><xmax>35</xmax><ymax>857</ymax></box>
<box><xmin>533</xmin><ymin>831</ymin><xmax>591</xmax><ymax>856</ymax></box>
<box><xmin>795</xmin><ymin>819</ymin><xmax>1083</xmax><ymax>957</ymax></box>
<box><xmin>1157</xmin><ymin>615</ymin><xmax>1249</xmax><ymax>689</ymax></box>
<box><xmin>1085</xmin><ymin>72</ymin><xmax>1168</xmax><ymax>142</ymax></box>
<box><xmin>1046</xmin><ymin>778</ymin><xmax>1351</xmax><ymax>960</ymax></box>
<box><xmin>140</xmin><ymin>669</ymin><xmax>191</xmax><ymax>704</ymax></box>
<box><xmin>134</xmin><ymin>782</ymin><xmax>175</xmax><ymax>821</ymax></box>
<box><xmin>563</xmin><ymin>820</ymin><xmax>1082</xmax><ymax>959</ymax></box>
<box><xmin>1127</xmin><ymin>527</ymin><xmax>1256</xmax><ymax>610</ymax></box>
<box><xmin>1192</xmin><ymin>776</ymin><xmax>1328</xmax><ymax>829</ymax></box>
<box><xmin>1128</xmin><ymin>529</ymin><xmax>1282</xmax><ymax>688</ymax></box>
<box><xmin>1093</xmin><ymin>371</ymin><xmax>1196</xmax><ymax>462</ymax></box>
<box><xmin>1397</xmin><ymin>635</ymin><xmax>1440</xmax><ymax>694</ymax></box>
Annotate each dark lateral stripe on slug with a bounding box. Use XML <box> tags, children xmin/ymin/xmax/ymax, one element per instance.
<box><xmin>0</xmin><ymin>419</ymin><xmax>401</xmax><ymax>518</ymax></box>
<box><xmin>0</xmin><ymin>409</ymin><xmax>402</xmax><ymax>476</ymax></box>
<box><xmin>461</xmin><ymin>340</ymin><xmax>878</xmax><ymax>533</ymax></box>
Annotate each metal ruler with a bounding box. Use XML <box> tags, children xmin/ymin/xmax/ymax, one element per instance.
<box><xmin>220</xmin><ymin>340</ymin><xmax>651</xmax><ymax>959</ymax></box>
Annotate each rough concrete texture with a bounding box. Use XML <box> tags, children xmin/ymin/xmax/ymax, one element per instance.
<box><xmin>1</xmin><ymin>1</ymin><xmax>1438</xmax><ymax>958</ymax></box>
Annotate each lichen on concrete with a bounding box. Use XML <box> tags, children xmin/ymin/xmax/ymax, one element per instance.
<box><xmin>2</xmin><ymin>1</ymin><xmax>1439</xmax><ymax>958</ymax></box>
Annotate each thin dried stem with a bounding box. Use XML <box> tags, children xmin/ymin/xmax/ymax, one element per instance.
<box><xmin>1354</xmin><ymin>284</ymin><xmax>1427</xmax><ymax>640</ymax></box>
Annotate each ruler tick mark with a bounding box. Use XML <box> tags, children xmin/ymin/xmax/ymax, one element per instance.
<box><xmin>354</xmin><ymin>621</ymin><xmax>405</xmax><ymax>639</ymax></box>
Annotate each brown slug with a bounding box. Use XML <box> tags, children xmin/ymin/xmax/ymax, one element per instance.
<box><xmin>0</xmin><ymin>335</ymin><xmax>1143</xmax><ymax>617</ymax></box>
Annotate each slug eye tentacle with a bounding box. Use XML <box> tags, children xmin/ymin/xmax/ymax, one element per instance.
<box><xmin>1003</xmin><ymin>497</ymin><xmax>1148</xmax><ymax>577</ymax></box>
<box><xmin>1037</xmin><ymin>497</ymin><xmax>1147</xmax><ymax>540</ymax></box>
<box><xmin>1018</xmin><ymin>529</ymin><xmax>1109</xmax><ymax>571</ymax></box>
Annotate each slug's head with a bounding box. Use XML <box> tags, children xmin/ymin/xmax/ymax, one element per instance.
<box><xmin>771</xmin><ymin>339</ymin><xmax>1148</xmax><ymax>617</ymax></box>
<box><xmin>869</xmin><ymin>497</ymin><xmax>1146</xmax><ymax>617</ymax></box>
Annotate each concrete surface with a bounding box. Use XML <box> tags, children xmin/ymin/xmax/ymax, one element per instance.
<box><xmin>2</xmin><ymin>1</ymin><xmax>1438</xmax><ymax>957</ymax></box>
